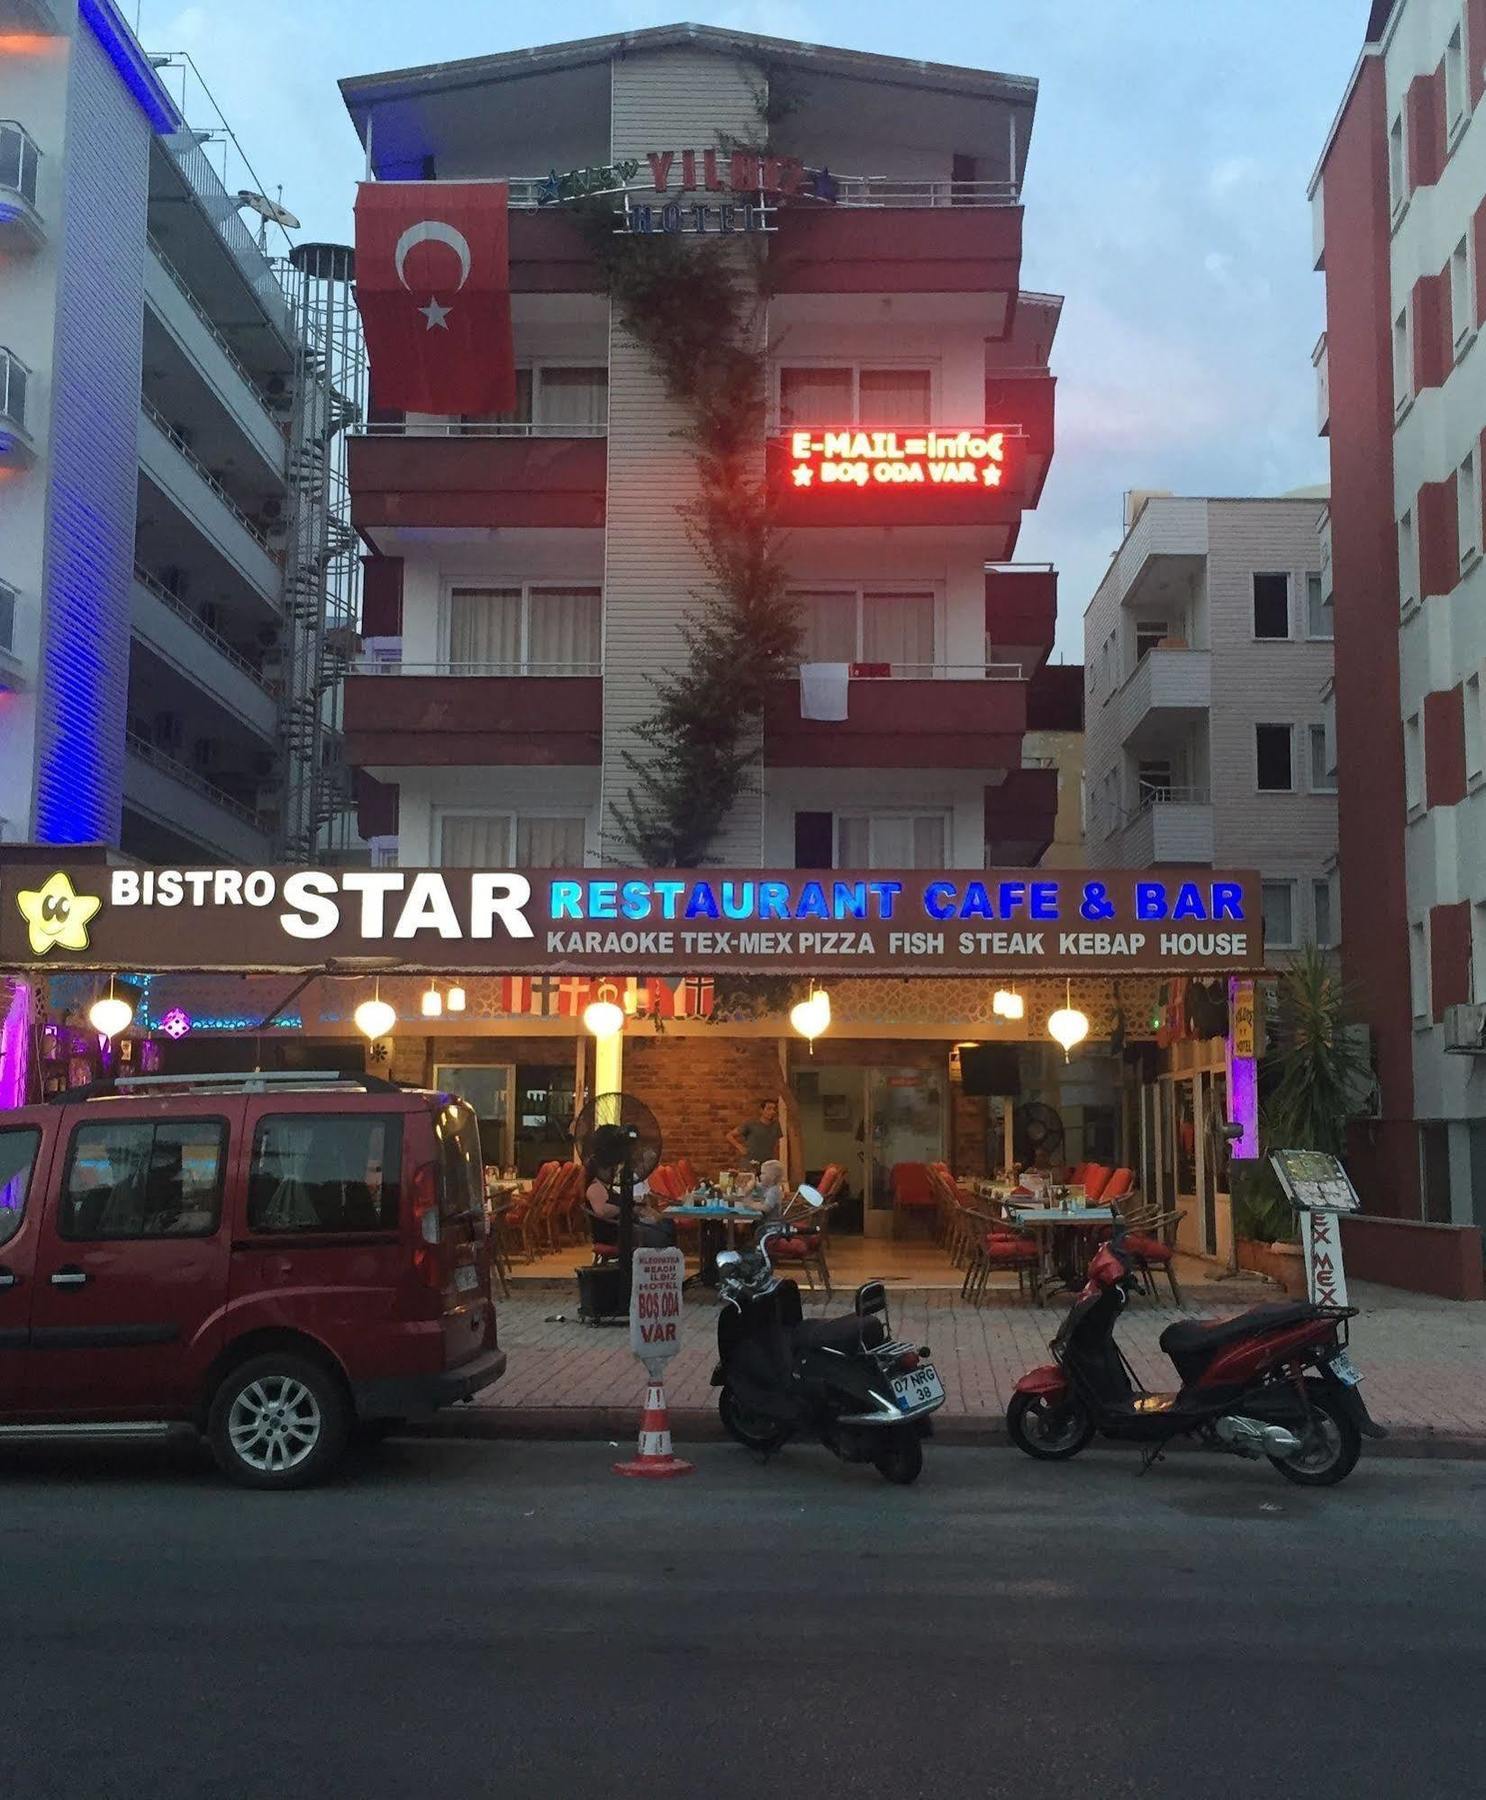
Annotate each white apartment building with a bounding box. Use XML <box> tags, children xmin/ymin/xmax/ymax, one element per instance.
<box><xmin>1082</xmin><ymin>493</ymin><xmax>1337</xmax><ymax>953</ymax></box>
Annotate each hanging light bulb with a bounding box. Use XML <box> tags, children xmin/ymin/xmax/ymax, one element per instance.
<box><xmin>1047</xmin><ymin>979</ymin><xmax>1089</xmax><ymax>1062</ymax></box>
<box><xmin>354</xmin><ymin>979</ymin><xmax>396</xmax><ymax>1041</ymax></box>
<box><xmin>992</xmin><ymin>986</ymin><xmax>1024</xmax><ymax>1021</ymax></box>
<box><xmin>445</xmin><ymin>985</ymin><xmax>466</xmax><ymax>1014</ymax></box>
<box><xmin>421</xmin><ymin>984</ymin><xmax>443</xmax><ymax>1019</ymax></box>
<box><xmin>789</xmin><ymin>984</ymin><xmax>831</xmax><ymax>1049</ymax></box>
<box><xmin>583</xmin><ymin>981</ymin><xmax>625</xmax><ymax>1039</ymax></box>
<box><xmin>89</xmin><ymin>977</ymin><xmax>133</xmax><ymax>1041</ymax></box>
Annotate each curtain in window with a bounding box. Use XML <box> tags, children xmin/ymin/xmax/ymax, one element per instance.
<box><xmin>516</xmin><ymin>817</ymin><xmax>585</xmax><ymax>865</ymax></box>
<box><xmin>793</xmin><ymin>591</ymin><xmax>857</xmax><ymax>663</ymax></box>
<box><xmin>857</xmin><ymin>368</ymin><xmax>931</xmax><ymax>424</ymax></box>
<box><xmin>837</xmin><ymin>816</ymin><xmax>869</xmax><ymax>866</ymax></box>
<box><xmin>488</xmin><ymin>367</ymin><xmax>534</xmax><ymax>427</ymax></box>
<box><xmin>448</xmin><ymin>589</ymin><xmax>521</xmax><ymax>672</ymax></box>
<box><xmin>779</xmin><ymin>367</ymin><xmax>852</xmax><ymax>425</ymax></box>
<box><xmin>912</xmin><ymin>816</ymin><xmax>946</xmax><ymax>866</ymax></box>
<box><xmin>538</xmin><ymin>368</ymin><xmax>608</xmax><ymax>428</ymax></box>
<box><xmin>862</xmin><ymin>591</ymin><xmax>935</xmax><ymax>673</ymax></box>
<box><xmin>440</xmin><ymin>814</ymin><xmax>512</xmax><ymax>864</ymax></box>
<box><xmin>837</xmin><ymin>815</ymin><xmax>944</xmax><ymax>869</ymax></box>
<box><xmin>527</xmin><ymin>587</ymin><xmax>601</xmax><ymax>672</ymax></box>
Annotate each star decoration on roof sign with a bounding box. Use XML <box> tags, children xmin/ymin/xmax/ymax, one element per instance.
<box><xmin>16</xmin><ymin>871</ymin><xmax>102</xmax><ymax>956</ymax></box>
<box><xmin>418</xmin><ymin>297</ymin><xmax>452</xmax><ymax>331</ymax></box>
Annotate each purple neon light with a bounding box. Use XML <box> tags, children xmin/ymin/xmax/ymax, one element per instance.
<box><xmin>0</xmin><ymin>980</ymin><xmax>31</xmax><ymax>1110</ymax></box>
<box><xmin>1226</xmin><ymin>976</ymin><xmax>1260</xmax><ymax>1159</ymax></box>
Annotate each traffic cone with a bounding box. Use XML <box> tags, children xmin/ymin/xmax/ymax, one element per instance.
<box><xmin>613</xmin><ymin>1378</ymin><xmax>694</xmax><ymax>1479</ymax></box>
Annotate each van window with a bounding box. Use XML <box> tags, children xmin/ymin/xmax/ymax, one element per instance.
<box><xmin>61</xmin><ymin>1119</ymin><xmax>226</xmax><ymax>1240</ymax></box>
<box><xmin>435</xmin><ymin>1100</ymin><xmax>484</xmax><ymax>1222</ymax></box>
<box><xmin>248</xmin><ymin>1114</ymin><xmax>402</xmax><ymax>1234</ymax></box>
<box><xmin>0</xmin><ymin>1127</ymin><xmax>40</xmax><ymax>1248</ymax></box>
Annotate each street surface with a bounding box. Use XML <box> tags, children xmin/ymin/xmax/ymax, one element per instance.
<box><xmin>4</xmin><ymin>1435</ymin><xmax>1484</xmax><ymax>1799</ymax></box>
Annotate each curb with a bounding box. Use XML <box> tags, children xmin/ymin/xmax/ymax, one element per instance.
<box><xmin>404</xmin><ymin>1407</ymin><xmax>1486</xmax><ymax>1461</ymax></box>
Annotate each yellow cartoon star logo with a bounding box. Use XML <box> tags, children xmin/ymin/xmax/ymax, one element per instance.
<box><xmin>16</xmin><ymin>872</ymin><xmax>102</xmax><ymax>956</ymax></box>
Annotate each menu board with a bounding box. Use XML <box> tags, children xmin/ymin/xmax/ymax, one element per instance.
<box><xmin>1269</xmin><ymin>1149</ymin><xmax>1360</xmax><ymax>1213</ymax></box>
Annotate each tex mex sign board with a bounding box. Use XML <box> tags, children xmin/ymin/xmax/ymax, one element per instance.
<box><xmin>0</xmin><ymin>865</ymin><xmax>1264</xmax><ymax>977</ymax></box>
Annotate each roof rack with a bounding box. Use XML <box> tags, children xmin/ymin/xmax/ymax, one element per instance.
<box><xmin>45</xmin><ymin>1070</ymin><xmax>405</xmax><ymax>1103</ymax></box>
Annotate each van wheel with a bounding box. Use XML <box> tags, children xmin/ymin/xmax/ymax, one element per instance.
<box><xmin>208</xmin><ymin>1354</ymin><xmax>349</xmax><ymax>1490</ymax></box>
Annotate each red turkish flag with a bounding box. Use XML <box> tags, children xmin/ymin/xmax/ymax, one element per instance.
<box><xmin>353</xmin><ymin>181</ymin><xmax>515</xmax><ymax>415</ymax></box>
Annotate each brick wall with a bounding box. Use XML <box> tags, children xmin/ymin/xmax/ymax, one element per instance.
<box><xmin>624</xmin><ymin>1035</ymin><xmax>785</xmax><ymax>1172</ymax></box>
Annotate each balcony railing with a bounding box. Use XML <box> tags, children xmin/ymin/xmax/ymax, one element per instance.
<box><xmin>0</xmin><ymin>344</ymin><xmax>28</xmax><ymax>432</ymax></box>
<box><xmin>503</xmin><ymin>174</ymin><xmax>1019</xmax><ymax>209</ymax></box>
<box><xmin>140</xmin><ymin>400</ymin><xmax>278</xmax><ymax>552</ymax></box>
<box><xmin>124</xmin><ymin>730</ymin><xmax>262</xmax><ymax>826</ymax></box>
<box><xmin>158</xmin><ymin>129</ymin><xmax>294</xmax><ymax>342</ymax></box>
<box><xmin>133</xmin><ymin>563</ymin><xmax>274</xmax><ymax>691</ymax></box>
<box><xmin>0</xmin><ymin>121</ymin><xmax>40</xmax><ymax>209</ymax></box>
<box><xmin>1118</xmin><ymin>784</ymin><xmax>1210</xmax><ymax>828</ymax></box>
<box><xmin>146</xmin><ymin>234</ymin><xmax>283</xmax><ymax>420</ymax></box>
<box><xmin>352</xmin><ymin>420</ymin><xmax>607</xmax><ymax>439</ymax></box>
<box><xmin>355</xmin><ymin>656</ymin><xmax>603</xmax><ymax>678</ymax></box>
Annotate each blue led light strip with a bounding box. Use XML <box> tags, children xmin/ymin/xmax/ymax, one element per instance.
<box><xmin>77</xmin><ymin>0</ymin><xmax>184</xmax><ymax>134</ymax></box>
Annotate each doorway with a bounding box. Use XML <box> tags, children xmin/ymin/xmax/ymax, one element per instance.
<box><xmin>794</xmin><ymin>1062</ymin><xmax>946</xmax><ymax>1237</ymax></box>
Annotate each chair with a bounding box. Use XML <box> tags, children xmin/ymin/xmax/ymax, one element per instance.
<box><xmin>770</xmin><ymin>1200</ymin><xmax>834</xmax><ymax>1299</ymax></box>
<box><xmin>960</xmin><ymin>1208</ymin><xmax>1040</xmax><ymax>1304</ymax></box>
<box><xmin>676</xmin><ymin>1158</ymin><xmax>700</xmax><ymax>1195</ymax></box>
<box><xmin>548</xmin><ymin>1164</ymin><xmax>588</xmax><ymax>1247</ymax></box>
<box><xmin>507</xmin><ymin>1162</ymin><xmax>558</xmax><ymax>1261</ymax></box>
<box><xmin>647</xmin><ymin>1165</ymin><xmax>685</xmax><ymax>1201</ymax></box>
<box><xmin>1067</xmin><ymin>1162</ymin><xmax>1089</xmax><ymax>1188</ymax></box>
<box><xmin>1101</xmin><ymin>1167</ymin><xmax>1134</xmax><ymax>1203</ymax></box>
<box><xmin>890</xmin><ymin>1162</ymin><xmax>938</xmax><ymax>1237</ymax></box>
<box><xmin>526</xmin><ymin>1161</ymin><xmax>578</xmax><ymax>1257</ymax></box>
<box><xmin>1082</xmin><ymin>1164</ymin><xmax>1112</xmax><ymax>1201</ymax></box>
<box><xmin>1124</xmin><ymin>1207</ymin><xmax>1185</xmax><ymax>1303</ymax></box>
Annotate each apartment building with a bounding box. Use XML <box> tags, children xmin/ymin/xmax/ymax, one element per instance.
<box><xmin>1082</xmin><ymin>492</ymin><xmax>1337</xmax><ymax>954</ymax></box>
<box><xmin>0</xmin><ymin>1</ymin><xmax>354</xmax><ymax>863</ymax></box>
<box><xmin>1312</xmin><ymin>0</ymin><xmax>1486</xmax><ymax>1226</ymax></box>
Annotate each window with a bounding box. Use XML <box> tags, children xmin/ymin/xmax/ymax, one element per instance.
<box><xmin>1405</xmin><ymin>712</ymin><xmax>1424</xmax><ymax>810</ymax></box>
<box><xmin>1313</xmin><ymin>878</ymin><xmax>1336</xmax><ymax>948</ymax></box>
<box><xmin>1472</xmin><ymin>900</ymin><xmax>1486</xmax><ymax>1001</ymax></box>
<box><xmin>1393</xmin><ymin>308</ymin><xmax>1411</xmax><ymax>412</ymax></box>
<box><xmin>1389</xmin><ymin>113</ymin><xmax>1407</xmax><ymax>211</ymax></box>
<box><xmin>1410</xmin><ymin>919</ymin><xmax>1429</xmax><ymax>1020</ymax></box>
<box><xmin>0</xmin><ymin>1127</ymin><xmax>40</xmax><ymax>1249</ymax></box>
<box><xmin>1262</xmin><ymin>880</ymin><xmax>1296</xmax><ymax>950</ymax></box>
<box><xmin>434</xmin><ymin>1067</ymin><xmax>512</xmax><ymax>1169</ymax></box>
<box><xmin>0</xmin><ymin>346</ymin><xmax>25</xmax><ymax>430</ymax></box>
<box><xmin>791</xmin><ymin>588</ymin><xmax>937</xmax><ymax>672</ymax></box>
<box><xmin>1466</xmin><ymin>672</ymin><xmax>1484</xmax><ymax>780</ymax></box>
<box><xmin>438</xmin><ymin>814</ymin><xmax>585</xmax><ymax>866</ymax></box>
<box><xmin>1460</xmin><ymin>451</ymin><xmax>1480</xmax><ymax>566</ymax></box>
<box><xmin>1252</xmin><ymin>572</ymin><xmax>1291</xmax><ymax>640</ymax></box>
<box><xmin>1256</xmin><ymin>723</ymin><xmax>1294</xmax><ymax>791</ymax></box>
<box><xmin>1399</xmin><ymin>509</ymin><xmax>1417</xmax><ymax>605</ymax></box>
<box><xmin>1134</xmin><ymin>619</ymin><xmax>1169</xmax><ymax>662</ymax></box>
<box><xmin>477</xmin><ymin>365</ymin><xmax>608</xmax><ymax>430</ymax></box>
<box><xmin>1446</xmin><ymin>23</ymin><xmax>1467</xmax><ymax>131</ymax></box>
<box><xmin>836</xmin><ymin>813</ymin><xmax>946</xmax><ymax>868</ymax></box>
<box><xmin>778</xmin><ymin>365</ymin><xmax>931</xmax><ymax>426</ymax></box>
<box><xmin>0</xmin><ymin>122</ymin><xmax>40</xmax><ymax>208</ymax></box>
<box><xmin>1420</xmin><ymin>1122</ymin><xmax>1452</xmax><ymax>1220</ymax></box>
<box><xmin>1305</xmin><ymin>572</ymin><xmax>1332</xmax><ymax>639</ymax></box>
<box><xmin>248</xmin><ymin>1114</ymin><xmax>402</xmax><ymax>1235</ymax></box>
<box><xmin>446</xmin><ymin>584</ymin><xmax>601</xmax><ymax>674</ymax></box>
<box><xmin>1309</xmin><ymin>724</ymin><xmax>1336</xmax><ymax>793</ymax></box>
<box><xmin>1452</xmin><ymin>236</ymin><xmax>1474</xmax><ymax>351</ymax></box>
<box><xmin>60</xmin><ymin>1119</ymin><xmax>226</xmax><ymax>1240</ymax></box>
<box><xmin>435</xmin><ymin>1101</ymin><xmax>487</xmax><ymax>1224</ymax></box>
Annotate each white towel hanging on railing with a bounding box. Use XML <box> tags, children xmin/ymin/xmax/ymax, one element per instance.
<box><xmin>799</xmin><ymin>661</ymin><xmax>850</xmax><ymax>721</ymax></box>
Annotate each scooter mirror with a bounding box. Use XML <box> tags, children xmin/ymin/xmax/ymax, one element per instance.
<box><xmin>796</xmin><ymin>1184</ymin><xmax>825</xmax><ymax>1210</ymax></box>
<box><xmin>715</xmin><ymin>1250</ymin><xmax>744</xmax><ymax>1274</ymax></box>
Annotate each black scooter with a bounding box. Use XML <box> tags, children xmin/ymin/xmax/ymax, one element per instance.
<box><xmin>710</xmin><ymin>1200</ymin><xmax>944</xmax><ymax>1484</ymax></box>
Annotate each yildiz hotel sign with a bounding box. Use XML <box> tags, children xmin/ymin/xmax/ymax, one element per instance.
<box><xmin>0</xmin><ymin>866</ymin><xmax>1263</xmax><ymax>976</ymax></box>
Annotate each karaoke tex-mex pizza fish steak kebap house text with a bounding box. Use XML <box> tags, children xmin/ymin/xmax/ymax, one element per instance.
<box><xmin>0</xmin><ymin>867</ymin><xmax>1265</xmax><ymax>975</ymax></box>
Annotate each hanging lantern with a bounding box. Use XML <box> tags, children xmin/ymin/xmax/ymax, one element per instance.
<box><xmin>421</xmin><ymin>984</ymin><xmax>443</xmax><ymax>1018</ymax></box>
<box><xmin>445</xmin><ymin>985</ymin><xmax>466</xmax><ymax>1014</ymax></box>
<box><xmin>789</xmin><ymin>985</ymin><xmax>831</xmax><ymax>1049</ymax></box>
<box><xmin>992</xmin><ymin>987</ymin><xmax>1024</xmax><ymax>1021</ymax></box>
<box><xmin>88</xmin><ymin>978</ymin><xmax>133</xmax><ymax>1041</ymax></box>
<box><xmin>354</xmin><ymin>980</ymin><xmax>397</xmax><ymax>1041</ymax></box>
<box><xmin>583</xmin><ymin>981</ymin><xmax>625</xmax><ymax>1039</ymax></box>
<box><xmin>1047</xmin><ymin>979</ymin><xmax>1089</xmax><ymax>1062</ymax></box>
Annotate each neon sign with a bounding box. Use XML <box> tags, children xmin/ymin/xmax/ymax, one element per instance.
<box><xmin>786</xmin><ymin>429</ymin><xmax>1014</xmax><ymax>492</ymax></box>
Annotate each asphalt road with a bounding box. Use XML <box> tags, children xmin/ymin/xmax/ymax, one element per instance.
<box><xmin>3</xmin><ymin>1433</ymin><xmax>1485</xmax><ymax>1800</ymax></box>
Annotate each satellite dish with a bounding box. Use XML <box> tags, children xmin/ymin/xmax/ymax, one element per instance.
<box><xmin>236</xmin><ymin>189</ymin><xmax>301</xmax><ymax>231</ymax></box>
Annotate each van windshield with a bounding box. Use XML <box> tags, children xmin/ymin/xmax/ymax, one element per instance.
<box><xmin>435</xmin><ymin>1101</ymin><xmax>484</xmax><ymax>1225</ymax></box>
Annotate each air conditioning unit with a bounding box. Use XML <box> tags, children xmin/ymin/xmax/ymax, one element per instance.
<box><xmin>1443</xmin><ymin>1003</ymin><xmax>1486</xmax><ymax>1054</ymax></box>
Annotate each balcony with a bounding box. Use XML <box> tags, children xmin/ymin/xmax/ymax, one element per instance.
<box><xmin>986</xmin><ymin>372</ymin><xmax>1055</xmax><ymax>504</ymax></box>
<box><xmin>342</xmin><ymin>668</ymin><xmax>603</xmax><ymax>768</ymax></box>
<box><xmin>0</xmin><ymin>121</ymin><xmax>43</xmax><ymax>252</ymax></box>
<box><xmin>984</xmin><ymin>765</ymin><xmax>1059</xmax><ymax>864</ymax></box>
<box><xmin>123</xmin><ymin>732</ymin><xmax>271</xmax><ymax>862</ymax></box>
<box><xmin>768</xmin><ymin>427</ymin><xmax>1027</xmax><ymax>532</ymax></box>
<box><xmin>348</xmin><ymin>426</ymin><xmax>607</xmax><ymax>550</ymax></box>
<box><xmin>131</xmin><ymin>566</ymin><xmax>277</xmax><ymax>740</ymax></box>
<box><xmin>770</xmin><ymin>203</ymin><xmax>1022</xmax><ymax>306</ymax></box>
<box><xmin>1319</xmin><ymin>509</ymin><xmax>1333</xmax><ymax>602</ymax></box>
<box><xmin>1117</xmin><ymin>647</ymin><xmax>1212</xmax><ymax>751</ymax></box>
<box><xmin>985</xmin><ymin>563</ymin><xmax>1056</xmax><ymax>674</ymax></box>
<box><xmin>1314</xmin><ymin>331</ymin><xmax>1330</xmax><ymax>437</ymax></box>
<box><xmin>1114</xmin><ymin>790</ymin><xmax>1214</xmax><ymax>867</ymax></box>
<box><xmin>136</xmin><ymin>404</ymin><xmax>282</xmax><ymax>603</ymax></box>
<box><xmin>0</xmin><ymin>345</ymin><xmax>34</xmax><ymax>469</ymax></box>
<box><xmin>763</xmin><ymin>666</ymin><xmax>1026</xmax><ymax>769</ymax></box>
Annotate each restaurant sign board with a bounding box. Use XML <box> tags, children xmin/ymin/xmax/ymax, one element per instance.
<box><xmin>0</xmin><ymin>865</ymin><xmax>1264</xmax><ymax>976</ymax></box>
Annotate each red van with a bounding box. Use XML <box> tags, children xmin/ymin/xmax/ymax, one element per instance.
<box><xmin>0</xmin><ymin>1070</ymin><xmax>505</xmax><ymax>1488</ymax></box>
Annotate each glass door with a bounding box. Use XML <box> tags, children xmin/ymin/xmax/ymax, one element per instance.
<box><xmin>795</xmin><ymin>1067</ymin><xmax>867</xmax><ymax>1233</ymax></box>
<box><xmin>514</xmin><ymin>1064</ymin><xmax>578</xmax><ymax>1177</ymax></box>
<box><xmin>866</xmin><ymin>1066</ymin><xmax>946</xmax><ymax>1238</ymax></box>
<box><xmin>433</xmin><ymin>1065</ymin><xmax>514</xmax><ymax>1170</ymax></box>
<box><xmin>1172</xmin><ymin>1077</ymin><xmax>1198</xmax><ymax>1246</ymax></box>
<box><xmin>1198</xmin><ymin>1069</ymin><xmax>1225</xmax><ymax>1256</ymax></box>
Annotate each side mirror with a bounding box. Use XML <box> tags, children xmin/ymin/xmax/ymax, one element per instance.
<box><xmin>796</xmin><ymin>1183</ymin><xmax>825</xmax><ymax>1210</ymax></box>
<box><xmin>715</xmin><ymin>1249</ymin><xmax>743</xmax><ymax>1274</ymax></box>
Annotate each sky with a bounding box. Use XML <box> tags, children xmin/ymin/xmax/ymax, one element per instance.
<box><xmin>135</xmin><ymin>0</ymin><xmax>1369</xmax><ymax>664</ymax></box>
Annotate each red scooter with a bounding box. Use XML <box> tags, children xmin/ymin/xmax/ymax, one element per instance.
<box><xmin>1008</xmin><ymin>1231</ymin><xmax>1384</xmax><ymax>1485</ymax></box>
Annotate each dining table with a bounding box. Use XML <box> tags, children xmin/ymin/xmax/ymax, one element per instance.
<box><xmin>1006</xmin><ymin>1203</ymin><xmax>1117</xmax><ymax>1302</ymax></box>
<box><xmin>662</xmin><ymin>1199</ymin><xmax>762</xmax><ymax>1288</ymax></box>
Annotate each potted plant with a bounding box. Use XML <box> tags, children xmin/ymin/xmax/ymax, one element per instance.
<box><xmin>1232</xmin><ymin>945</ymin><xmax>1366</xmax><ymax>1296</ymax></box>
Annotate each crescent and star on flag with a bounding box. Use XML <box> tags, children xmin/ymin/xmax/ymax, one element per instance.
<box><xmin>394</xmin><ymin>218</ymin><xmax>472</xmax><ymax>331</ymax></box>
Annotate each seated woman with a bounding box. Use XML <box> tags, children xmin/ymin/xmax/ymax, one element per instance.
<box><xmin>584</xmin><ymin>1154</ymin><xmax>677</xmax><ymax>1251</ymax></box>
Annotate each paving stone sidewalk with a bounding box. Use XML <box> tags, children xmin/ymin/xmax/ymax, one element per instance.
<box><xmin>465</xmin><ymin>1279</ymin><xmax>1486</xmax><ymax>1445</ymax></box>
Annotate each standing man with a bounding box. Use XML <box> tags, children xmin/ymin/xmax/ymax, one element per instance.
<box><xmin>727</xmin><ymin>1098</ymin><xmax>782</xmax><ymax>1173</ymax></box>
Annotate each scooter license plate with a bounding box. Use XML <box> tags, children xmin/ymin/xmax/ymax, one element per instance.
<box><xmin>892</xmin><ymin>1365</ymin><xmax>945</xmax><ymax>1411</ymax></box>
<box><xmin>1329</xmin><ymin>1350</ymin><xmax>1361</xmax><ymax>1387</ymax></box>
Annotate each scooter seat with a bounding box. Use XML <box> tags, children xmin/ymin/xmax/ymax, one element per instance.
<box><xmin>1159</xmin><ymin>1301</ymin><xmax>1320</xmax><ymax>1363</ymax></box>
<box><xmin>790</xmin><ymin>1315</ymin><xmax>886</xmax><ymax>1355</ymax></box>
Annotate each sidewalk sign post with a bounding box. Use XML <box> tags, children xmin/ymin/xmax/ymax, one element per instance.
<box><xmin>613</xmin><ymin>1245</ymin><xmax>693</xmax><ymax>1479</ymax></box>
<box><xmin>1270</xmin><ymin>1149</ymin><xmax>1360</xmax><ymax>1308</ymax></box>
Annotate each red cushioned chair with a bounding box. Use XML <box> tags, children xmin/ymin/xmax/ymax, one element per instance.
<box><xmin>890</xmin><ymin>1162</ymin><xmax>938</xmax><ymax>1238</ymax></box>
<box><xmin>1082</xmin><ymin>1164</ymin><xmax>1112</xmax><ymax>1202</ymax></box>
<box><xmin>769</xmin><ymin>1201</ymin><xmax>834</xmax><ymax>1299</ymax></box>
<box><xmin>1101</xmin><ymin>1167</ymin><xmax>1134</xmax><ymax>1203</ymax></box>
<box><xmin>676</xmin><ymin>1158</ymin><xmax>700</xmax><ymax>1195</ymax></box>
<box><xmin>1124</xmin><ymin>1207</ymin><xmax>1184</xmax><ymax>1304</ymax></box>
<box><xmin>961</xmin><ymin>1208</ymin><xmax>1040</xmax><ymax>1303</ymax></box>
